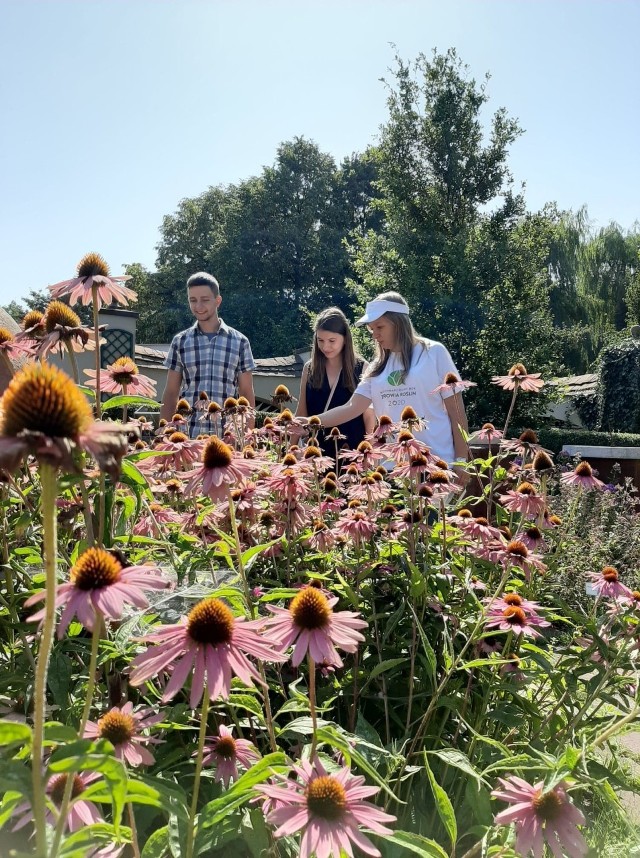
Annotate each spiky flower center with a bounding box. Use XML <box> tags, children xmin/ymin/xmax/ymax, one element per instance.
<box><xmin>519</xmin><ymin>429</ymin><xmax>538</xmax><ymax>443</ymax></box>
<box><xmin>444</xmin><ymin>372</ymin><xmax>459</xmax><ymax>384</ymax></box>
<box><xmin>22</xmin><ymin>310</ymin><xmax>44</xmax><ymax>331</ymax></box>
<box><xmin>516</xmin><ymin>482</ymin><xmax>536</xmax><ymax>495</ymax></box>
<box><xmin>418</xmin><ymin>484</ymin><xmax>433</xmax><ymax>497</ymax></box>
<box><xmin>214</xmin><ymin>735</ymin><xmax>237</xmax><ymax>759</ymax></box>
<box><xmin>526</xmin><ymin>526</ymin><xmax>542</xmax><ymax>540</ymax></box>
<box><xmin>274</xmin><ymin>384</ymin><xmax>290</xmax><ymax>397</ymax></box>
<box><xmin>71</xmin><ymin>548</ymin><xmax>122</xmax><ymax>591</ymax></box>
<box><xmin>1</xmin><ymin>362</ymin><xmax>93</xmax><ymax>439</ymax></box>
<box><xmin>44</xmin><ymin>301</ymin><xmax>81</xmax><ymax>332</ymax></box>
<box><xmin>308</xmin><ymin>416</ymin><xmax>322</xmax><ymax>426</ymax></box>
<box><xmin>290</xmin><ymin>588</ymin><xmax>331</xmax><ymax>630</ymax></box>
<box><xmin>203</xmin><ymin>436</ymin><xmax>233</xmax><ymax>469</ymax></box>
<box><xmin>429</xmin><ymin>470</ymin><xmax>450</xmax><ymax>484</ymax></box>
<box><xmin>306</xmin><ymin>775</ymin><xmax>347</xmax><ymax>820</ymax></box>
<box><xmin>503</xmin><ymin>606</ymin><xmax>527</xmax><ymax>626</ymax></box>
<box><xmin>323</xmin><ymin>478</ymin><xmax>337</xmax><ymax>492</ymax></box>
<box><xmin>509</xmin><ymin>363</ymin><xmax>528</xmax><ymax>377</ymax></box>
<box><xmin>532</xmin><ymin>788</ymin><xmax>565</xmax><ymax>820</ymax></box>
<box><xmin>457</xmin><ymin>509</ymin><xmax>472</xmax><ymax>518</ymax></box>
<box><xmin>165</xmin><ymin>479</ymin><xmax>182</xmax><ymax>493</ymax></box>
<box><xmin>503</xmin><ymin>593</ymin><xmax>524</xmax><ymax>606</ymax></box>
<box><xmin>77</xmin><ymin>252</ymin><xmax>110</xmax><ymax>278</ymax></box>
<box><xmin>602</xmin><ymin>566</ymin><xmax>619</xmax><ymax>582</ymax></box>
<box><xmin>575</xmin><ymin>461</ymin><xmax>593</xmax><ymax>477</ymax></box>
<box><xmin>207</xmin><ymin>401</ymin><xmax>221</xmax><ymax>414</ymax></box>
<box><xmin>304</xmin><ymin>446</ymin><xmax>322</xmax><ymax>459</ymax></box>
<box><xmin>533</xmin><ymin>451</ymin><xmax>553</xmax><ymax>471</ymax></box>
<box><xmin>0</xmin><ymin>327</ymin><xmax>15</xmax><ymax>345</ymax></box>
<box><xmin>50</xmin><ymin>774</ymin><xmax>85</xmax><ymax>806</ymax></box>
<box><xmin>379</xmin><ymin>414</ymin><xmax>393</xmax><ymax>426</ymax></box>
<box><xmin>474</xmin><ymin>517</ymin><xmax>489</xmax><ymax>526</ymax></box>
<box><xmin>110</xmin><ymin>357</ymin><xmax>139</xmax><ymax>385</ymax></box>
<box><xmin>98</xmin><ymin>710</ymin><xmax>136</xmax><ymax>745</ymax></box>
<box><xmin>187</xmin><ymin>598</ymin><xmax>234</xmax><ymax>645</ymax></box>
<box><xmin>397</xmin><ymin>430</ymin><xmax>414</xmax><ymax>442</ymax></box>
<box><xmin>278</xmin><ymin>408</ymin><xmax>293</xmax><ymax>423</ymax></box>
<box><xmin>506</xmin><ymin>540</ymin><xmax>529</xmax><ymax>558</ymax></box>
<box><xmin>410</xmin><ymin>455</ymin><xmax>428</xmax><ymax>468</ymax></box>
<box><xmin>482</xmin><ymin>422</ymin><xmax>495</xmax><ymax>431</ymax></box>
<box><xmin>401</xmin><ymin>406</ymin><xmax>418</xmax><ymax>421</ymax></box>
<box><xmin>176</xmin><ymin>399</ymin><xmax>191</xmax><ymax>413</ymax></box>
<box><xmin>169</xmin><ymin>432</ymin><xmax>189</xmax><ymax>444</ymax></box>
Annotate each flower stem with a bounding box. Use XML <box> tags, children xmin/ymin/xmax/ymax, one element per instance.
<box><xmin>50</xmin><ymin>615</ymin><xmax>103</xmax><ymax>858</ymax></box>
<box><xmin>92</xmin><ymin>287</ymin><xmax>101</xmax><ymax>419</ymax></box>
<box><xmin>32</xmin><ymin>463</ymin><xmax>58</xmax><ymax>858</ymax></box>
<box><xmin>65</xmin><ymin>342</ymin><xmax>79</xmax><ymax>384</ymax></box>
<box><xmin>502</xmin><ymin>385</ymin><xmax>519</xmax><ymax>439</ymax></box>
<box><xmin>308</xmin><ymin>654</ymin><xmax>318</xmax><ymax>758</ymax></box>
<box><xmin>186</xmin><ymin>689</ymin><xmax>209</xmax><ymax>858</ymax></box>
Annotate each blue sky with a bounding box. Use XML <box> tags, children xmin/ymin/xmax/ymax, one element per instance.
<box><xmin>1</xmin><ymin>0</ymin><xmax>639</xmax><ymax>306</ymax></box>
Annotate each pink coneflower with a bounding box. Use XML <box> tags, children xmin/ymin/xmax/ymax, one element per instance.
<box><xmin>0</xmin><ymin>362</ymin><xmax>130</xmax><ymax>478</ymax></box>
<box><xmin>458</xmin><ymin>516</ymin><xmax>503</xmax><ymax>543</ymax></box>
<box><xmin>201</xmin><ymin>724</ymin><xmax>260</xmax><ymax>787</ymax></box>
<box><xmin>431</xmin><ymin>372</ymin><xmax>477</xmax><ymax>395</ymax></box>
<box><xmin>129</xmin><ymin>597</ymin><xmax>287</xmax><ymax>707</ymax></box>
<box><xmin>339</xmin><ymin>440</ymin><xmax>387</xmax><ymax>470</ymax></box>
<box><xmin>85</xmin><ymin>702</ymin><xmax>162</xmax><ymax>766</ymax></box>
<box><xmin>273</xmin><ymin>499</ymin><xmax>311</xmax><ymax>535</ymax></box>
<box><xmin>145</xmin><ymin>432</ymin><xmax>205</xmax><ymax>473</ymax></box>
<box><xmin>383</xmin><ymin>430</ymin><xmax>432</xmax><ymax>464</ymax></box>
<box><xmin>560</xmin><ymin>461</ymin><xmax>604</xmax><ymax>490</ymax></box>
<box><xmin>0</xmin><ymin>326</ymin><xmax>39</xmax><ymax>360</ymax></box>
<box><xmin>499</xmin><ymin>482</ymin><xmax>547</xmax><ymax>517</ymax></box>
<box><xmin>25</xmin><ymin>547</ymin><xmax>169</xmax><ymax>637</ymax></box>
<box><xmin>265</xmin><ymin>467</ymin><xmax>312</xmax><ymax>502</ymax></box>
<box><xmin>257</xmin><ymin>756</ymin><xmax>396</xmax><ymax>858</ymax></box>
<box><xmin>184</xmin><ymin>436</ymin><xmax>256</xmax><ymax>501</ymax></box>
<box><xmin>133</xmin><ymin>502</ymin><xmax>182</xmax><ymax>537</ymax></box>
<box><xmin>49</xmin><ymin>252</ymin><xmax>137</xmax><ymax>308</ymax></box>
<box><xmin>334</xmin><ymin>508</ymin><xmax>378</xmax><ymax>545</ymax></box>
<box><xmin>367</xmin><ymin>414</ymin><xmax>399</xmax><ymax>442</ymax></box>
<box><xmin>391</xmin><ymin>453</ymin><xmax>431</xmax><ymax>480</ymax></box>
<box><xmin>500</xmin><ymin>429</ymin><xmax>547</xmax><ymax>460</ymax></box>
<box><xmin>264</xmin><ymin>587</ymin><xmax>366</xmax><ymax>668</ymax></box>
<box><xmin>14</xmin><ymin>771</ymin><xmax>119</xmax><ymax>854</ymax></box>
<box><xmin>25</xmin><ymin>301</ymin><xmax>103</xmax><ymax>359</ymax></box>
<box><xmin>305</xmin><ymin>520</ymin><xmax>336</xmax><ymax>553</ymax></box>
<box><xmin>492</xmin><ymin>363</ymin><xmax>545</xmax><ymax>393</ymax></box>
<box><xmin>484</xmin><ymin>602</ymin><xmax>550</xmax><ymax>638</ymax></box>
<box><xmin>347</xmin><ymin>474</ymin><xmax>391</xmax><ymax>503</ymax></box>
<box><xmin>519</xmin><ymin>524</ymin><xmax>545</xmax><ymax>551</ymax></box>
<box><xmin>84</xmin><ymin>356</ymin><xmax>156</xmax><ymax>398</ymax></box>
<box><xmin>492</xmin><ymin>776</ymin><xmax>587</xmax><ymax>858</ymax></box>
<box><xmin>588</xmin><ymin>566</ymin><xmax>634</xmax><ymax>600</ymax></box>
<box><xmin>469</xmin><ymin>423</ymin><xmax>504</xmax><ymax>444</ymax></box>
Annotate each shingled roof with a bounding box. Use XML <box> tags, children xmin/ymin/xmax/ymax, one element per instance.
<box><xmin>134</xmin><ymin>345</ymin><xmax>305</xmax><ymax>378</ymax></box>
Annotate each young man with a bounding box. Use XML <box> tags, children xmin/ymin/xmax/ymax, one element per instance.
<box><xmin>160</xmin><ymin>272</ymin><xmax>256</xmax><ymax>437</ymax></box>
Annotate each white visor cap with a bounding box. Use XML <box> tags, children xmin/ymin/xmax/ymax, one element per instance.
<box><xmin>355</xmin><ymin>299</ymin><xmax>410</xmax><ymax>327</ymax></box>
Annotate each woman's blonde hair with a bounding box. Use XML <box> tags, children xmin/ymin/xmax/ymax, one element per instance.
<box><xmin>363</xmin><ymin>291</ymin><xmax>426</xmax><ymax>384</ymax></box>
<box><xmin>308</xmin><ymin>307</ymin><xmax>360</xmax><ymax>393</ymax></box>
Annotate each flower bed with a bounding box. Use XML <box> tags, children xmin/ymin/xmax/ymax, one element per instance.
<box><xmin>0</xmin><ymin>263</ymin><xmax>639</xmax><ymax>858</ymax></box>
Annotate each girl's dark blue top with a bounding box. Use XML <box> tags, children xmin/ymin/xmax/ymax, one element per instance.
<box><xmin>305</xmin><ymin>359</ymin><xmax>367</xmax><ymax>454</ymax></box>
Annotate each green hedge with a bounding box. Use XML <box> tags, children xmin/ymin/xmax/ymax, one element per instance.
<box><xmin>536</xmin><ymin>427</ymin><xmax>640</xmax><ymax>454</ymax></box>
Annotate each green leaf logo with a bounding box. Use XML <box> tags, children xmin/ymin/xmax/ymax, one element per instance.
<box><xmin>387</xmin><ymin>370</ymin><xmax>404</xmax><ymax>386</ymax></box>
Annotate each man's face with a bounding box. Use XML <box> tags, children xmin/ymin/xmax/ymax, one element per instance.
<box><xmin>188</xmin><ymin>286</ymin><xmax>221</xmax><ymax>322</ymax></box>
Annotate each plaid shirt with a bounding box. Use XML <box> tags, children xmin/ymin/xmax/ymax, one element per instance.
<box><xmin>164</xmin><ymin>319</ymin><xmax>256</xmax><ymax>437</ymax></box>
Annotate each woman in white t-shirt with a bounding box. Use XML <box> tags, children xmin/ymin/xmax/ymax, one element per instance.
<box><xmin>306</xmin><ymin>291</ymin><xmax>469</xmax><ymax>466</ymax></box>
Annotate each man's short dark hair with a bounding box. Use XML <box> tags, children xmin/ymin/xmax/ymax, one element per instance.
<box><xmin>187</xmin><ymin>272</ymin><xmax>220</xmax><ymax>296</ymax></box>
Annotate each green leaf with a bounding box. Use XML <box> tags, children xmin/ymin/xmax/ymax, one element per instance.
<box><xmin>0</xmin><ymin>759</ymin><xmax>32</xmax><ymax>797</ymax></box>
<box><xmin>119</xmin><ymin>459</ymin><xmax>152</xmax><ymax>495</ymax></box>
<box><xmin>141</xmin><ymin>826</ymin><xmax>170</xmax><ymax>858</ymax></box>
<box><xmin>0</xmin><ymin>720</ymin><xmax>31</xmax><ymax>746</ymax></box>
<box><xmin>366</xmin><ymin>657</ymin><xmax>407</xmax><ymax>683</ymax></box>
<box><xmin>102</xmin><ymin>394</ymin><xmax>161</xmax><ymax>411</ymax></box>
<box><xmin>316</xmin><ymin>725</ymin><xmax>400</xmax><ymax>803</ymax></box>
<box><xmin>424</xmin><ymin>754</ymin><xmax>457</xmax><ymax>847</ymax></box>
<box><xmin>383</xmin><ymin>830</ymin><xmax>449</xmax><ymax>857</ymax></box>
<box><xmin>59</xmin><ymin>823</ymin><xmax>131</xmax><ymax>858</ymax></box>
<box><xmin>427</xmin><ymin>748</ymin><xmax>488</xmax><ymax>786</ymax></box>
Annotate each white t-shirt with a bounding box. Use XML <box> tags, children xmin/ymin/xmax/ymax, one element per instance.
<box><xmin>355</xmin><ymin>340</ymin><xmax>460</xmax><ymax>462</ymax></box>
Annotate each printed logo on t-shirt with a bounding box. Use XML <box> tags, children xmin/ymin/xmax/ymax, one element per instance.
<box><xmin>386</xmin><ymin>370</ymin><xmax>404</xmax><ymax>386</ymax></box>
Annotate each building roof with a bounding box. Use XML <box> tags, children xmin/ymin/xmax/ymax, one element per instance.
<box><xmin>548</xmin><ymin>373</ymin><xmax>598</xmax><ymax>396</ymax></box>
<box><xmin>135</xmin><ymin>344</ymin><xmax>305</xmax><ymax>377</ymax></box>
